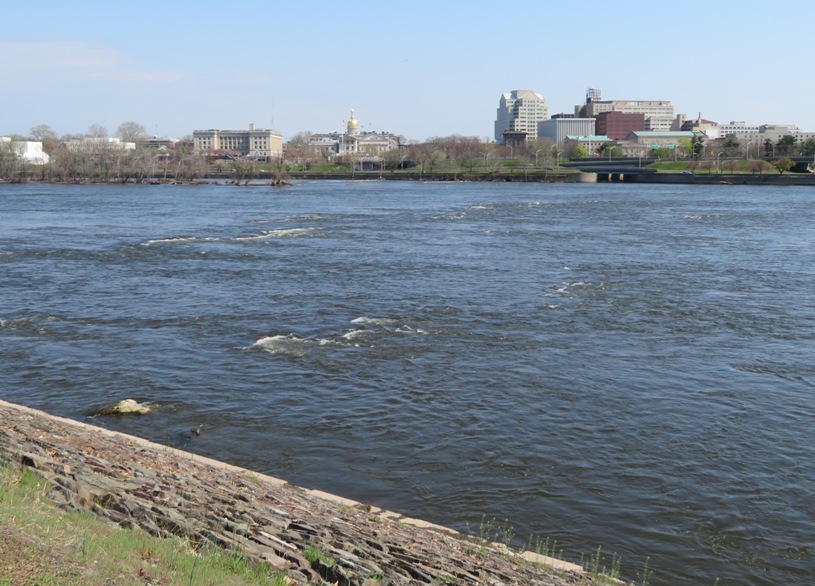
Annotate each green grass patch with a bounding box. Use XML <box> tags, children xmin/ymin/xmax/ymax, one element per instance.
<box><xmin>0</xmin><ymin>460</ymin><xmax>287</xmax><ymax>585</ymax></box>
<box><xmin>302</xmin><ymin>545</ymin><xmax>337</xmax><ymax>567</ymax></box>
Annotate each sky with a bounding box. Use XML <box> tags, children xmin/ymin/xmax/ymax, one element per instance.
<box><xmin>2</xmin><ymin>0</ymin><xmax>813</xmax><ymax>143</ymax></box>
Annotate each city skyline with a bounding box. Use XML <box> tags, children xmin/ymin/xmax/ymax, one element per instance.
<box><xmin>2</xmin><ymin>0</ymin><xmax>814</xmax><ymax>142</ymax></box>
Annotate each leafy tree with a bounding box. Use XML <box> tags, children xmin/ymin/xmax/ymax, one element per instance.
<box><xmin>570</xmin><ymin>145</ymin><xmax>588</xmax><ymax>159</ymax></box>
<box><xmin>652</xmin><ymin>147</ymin><xmax>669</xmax><ymax>159</ymax></box>
<box><xmin>599</xmin><ymin>143</ymin><xmax>622</xmax><ymax>158</ymax></box>
<box><xmin>801</xmin><ymin>137</ymin><xmax>815</xmax><ymax>156</ymax></box>
<box><xmin>763</xmin><ymin>138</ymin><xmax>773</xmax><ymax>158</ymax></box>
<box><xmin>691</xmin><ymin>135</ymin><xmax>705</xmax><ymax>158</ymax></box>
<box><xmin>775</xmin><ymin>135</ymin><xmax>797</xmax><ymax>156</ymax></box>
<box><xmin>722</xmin><ymin>138</ymin><xmax>740</xmax><ymax>156</ymax></box>
<box><xmin>677</xmin><ymin>137</ymin><xmax>692</xmax><ymax>158</ymax></box>
<box><xmin>772</xmin><ymin>156</ymin><xmax>794</xmax><ymax>174</ymax></box>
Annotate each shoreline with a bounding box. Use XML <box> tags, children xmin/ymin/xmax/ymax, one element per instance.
<box><xmin>0</xmin><ymin>399</ymin><xmax>599</xmax><ymax>585</ymax></box>
<box><xmin>4</xmin><ymin>171</ymin><xmax>815</xmax><ymax>186</ymax></box>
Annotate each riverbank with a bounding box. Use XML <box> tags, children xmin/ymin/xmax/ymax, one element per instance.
<box><xmin>4</xmin><ymin>170</ymin><xmax>815</xmax><ymax>186</ymax></box>
<box><xmin>0</xmin><ymin>400</ymin><xmax>603</xmax><ymax>585</ymax></box>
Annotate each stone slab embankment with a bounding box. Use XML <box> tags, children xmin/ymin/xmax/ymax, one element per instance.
<box><xmin>0</xmin><ymin>399</ymin><xmax>599</xmax><ymax>585</ymax></box>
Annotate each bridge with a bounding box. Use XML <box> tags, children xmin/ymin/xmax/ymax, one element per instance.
<box><xmin>563</xmin><ymin>156</ymin><xmax>815</xmax><ymax>181</ymax></box>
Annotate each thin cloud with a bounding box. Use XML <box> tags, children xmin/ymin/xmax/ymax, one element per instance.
<box><xmin>0</xmin><ymin>41</ymin><xmax>182</xmax><ymax>85</ymax></box>
<box><xmin>85</xmin><ymin>71</ymin><xmax>184</xmax><ymax>83</ymax></box>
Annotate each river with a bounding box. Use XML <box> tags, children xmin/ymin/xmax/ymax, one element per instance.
<box><xmin>1</xmin><ymin>181</ymin><xmax>813</xmax><ymax>585</ymax></box>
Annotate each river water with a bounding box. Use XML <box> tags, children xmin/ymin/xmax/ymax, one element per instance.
<box><xmin>1</xmin><ymin>181</ymin><xmax>813</xmax><ymax>585</ymax></box>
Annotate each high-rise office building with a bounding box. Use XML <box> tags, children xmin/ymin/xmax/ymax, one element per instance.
<box><xmin>494</xmin><ymin>90</ymin><xmax>549</xmax><ymax>144</ymax></box>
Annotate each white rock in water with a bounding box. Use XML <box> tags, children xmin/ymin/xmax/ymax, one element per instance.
<box><xmin>110</xmin><ymin>399</ymin><xmax>151</xmax><ymax>415</ymax></box>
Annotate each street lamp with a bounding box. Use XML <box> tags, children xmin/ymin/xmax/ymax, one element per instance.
<box><xmin>746</xmin><ymin>140</ymin><xmax>754</xmax><ymax>160</ymax></box>
<box><xmin>717</xmin><ymin>151</ymin><xmax>724</xmax><ymax>174</ymax></box>
<box><xmin>534</xmin><ymin>148</ymin><xmax>543</xmax><ymax>167</ymax></box>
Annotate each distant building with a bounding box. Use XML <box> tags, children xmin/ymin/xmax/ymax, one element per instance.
<box><xmin>672</xmin><ymin>114</ymin><xmax>720</xmax><ymax>139</ymax></box>
<box><xmin>0</xmin><ymin>137</ymin><xmax>50</xmax><ymax>164</ymax></box>
<box><xmin>718</xmin><ymin>123</ymin><xmax>815</xmax><ymax>154</ymax></box>
<box><xmin>595</xmin><ymin>111</ymin><xmax>645</xmax><ymax>141</ymax></box>
<box><xmin>65</xmin><ymin>137</ymin><xmax>136</xmax><ymax>152</ymax></box>
<box><xmin>307</xmin><ymin>110</ymin><xmax>401</xmax><ymax>159</ymax></box>
<box><xmin>495</xmin><ymin>90</ymin><xmax>549</xmax><ymax>144</ymax></box>
<box><xmin>575</xmin><ymin>89</ymin><xmax>674</xmax><ymax>132</ymax></box>
<box><xmin>139</xmin><ymin>136</ymin><xmax>179</xmax><ymax>150</ymax></box>
<box><xmin>719</xmin><ymin>121</ymin><xmax>761</xmax><ymax>139</ymax></box>
<box><xmin>538</xmin><ymin>118</ymin><xmax>595</xmax><ymax>145</ymax></box>
<box><xmin>618</xmin><ymin>130</ymin><xmax>702</xmax><ymax>156</ymax></box>
<box><xmin>193</xmin><ymin>124</ymin><xmax>283</xmax><ymax>159</ymax></box>
<box><xmin>565</xmin><ymin>135</ymin><xmax>613</xmax><ymax>155</ymax></box>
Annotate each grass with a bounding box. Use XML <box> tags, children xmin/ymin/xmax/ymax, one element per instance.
<box><xmin>302</xmin><ymin>544</ymin><xmax>336</xmax><ymax>567</ymax></box>
<box><xmin>581</xmin><ymin>546</ymin><xmax>622</xmax><ymax>585</ymax></box>
<box><xmin>0</xmin><ymin>461</ymin><xmax>289</xmax><ymax>585</ymax></box>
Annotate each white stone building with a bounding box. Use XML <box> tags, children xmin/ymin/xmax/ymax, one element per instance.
<box><xmin>495</xmin><ymin>90</ymin><xmax>549</xmax><ymax>144</ymax></box>
<box><xmin>65</xmin><ymin>137</ymin><xmax>136</xmax><ymax>152</ymax></box>
<box><xmin>193</xmin><ymin>124</ymin><xmax>283</xmax><ymax>159</ymax></box>
<box><xmin>0</xmin><ymin>137</ymin><xmax>50</xmax><ymax>164</ymax></box>
<box><xmin>307</xmin><ymin>110</ymin><xmax>401</xmax><ymax>159</ymax></box>
<box><xmin>538</xmin><ymin>118</ymin><xmax>596</xmax><ymax>145</ymax></box>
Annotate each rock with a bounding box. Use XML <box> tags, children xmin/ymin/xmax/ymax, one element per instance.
<box><xmin>90</xmin><ymin>399</ymin><xmax>151</xmax><ymax>416</ymax></box>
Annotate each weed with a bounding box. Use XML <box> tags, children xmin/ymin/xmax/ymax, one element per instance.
<box><xmin>583</xmin><ymin>546</ymin><xmax>621</xmax><ymax>585</ymax></box>
<box><xmin>523</xmin><ymin>535</ymin><xmax>564</xmax><ymax>568</ymax></box>
<box><xmin>303</xmin><ymin>545</ymin><xmax>337</xmax><ymax>567</ymax></box>
<box><xmin>637</xmin><ymin>556</ymin><xmax>652</xmax><ymax>586</ymax></box>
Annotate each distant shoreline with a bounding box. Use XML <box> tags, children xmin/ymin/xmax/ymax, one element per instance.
<box><xmin>3</xmin><ymin>172</ymin><xmax>815</xmax><ymax>186</ymax></box>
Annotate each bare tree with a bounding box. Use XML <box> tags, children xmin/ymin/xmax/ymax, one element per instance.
<box><xmin>117</xmin><ymin>121</ymin><xmax>147</xmax><ymax>143</ymax></box>
<box><xmin>29</xmin><ymin>124</ymin><xmax>58</xmax><ymax>141</ymax></box>
<box><xmin>87</xmin><ymin>124</ymin><xmax>108</xmax><ymax>138</ymax></box>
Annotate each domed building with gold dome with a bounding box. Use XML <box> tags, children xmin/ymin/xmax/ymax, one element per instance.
<box><xmin>307</xmin><ymin>109</ymin><xmax>402</xmax><ymax>166</ymax></box>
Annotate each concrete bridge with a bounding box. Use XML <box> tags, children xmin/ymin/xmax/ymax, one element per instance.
<box><xmin>564</xmin><ymin>156</ymin><xmax>815</xmax><ymax>181</ymax></box>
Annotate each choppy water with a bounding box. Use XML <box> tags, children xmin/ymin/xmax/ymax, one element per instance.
<box><xmin>1</xmin><ymin>181</ymin><xmax>814</xmax><ymax>585</ymax></box>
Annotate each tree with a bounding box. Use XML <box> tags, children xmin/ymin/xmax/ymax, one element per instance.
<box><xmin>762</xmin><ymin>138</ymin><xmax>773</xmax><ymax>158</ymax></box>
<box><xmin>87</xmin><ymin>124</ymin><xmax>108</xmax><ymax>138</ymax></box>
<box><xmin>722</xmin><ymin>160</ymin><xmax>739</xmax><ymax>174</ymax></box>
<box><xmin>0</xmin><ymin>140</ymin><xmax>20</xmax><ymax>180</ymax></box>
<box><xmin>676</xmin><ymin>137</ymin><xmax>692</xmax><ymax>158</ymax></box>
<box><xmin>801</xmin><ymin>137</ymin><xmax>815</xmax><ymax>157</ymax></box>
<box><xmin>29</xmin><ymin>124</ymin><xmax>58</xmax><ymax>141</ymax></box>
<box><xmin>599</xmin><ymin>143</ymin><xmax>622</xmax><ymax>158</ymax></box>
<box><xmin>691</xmin><ymin>135</ymin><xmax>705</xmax><ymax>158</ymax></box>
<box><xmin>569</xmin><ymin>145</ymin><xmax>588</xmax><ymax>159</ymax></box>
<box><xmin>748</xmin><ymin>160</ymin><xmax>770</xmax><ymax>175</ymax></box>
<box><xmin>721</xmin><ymin>138</ymin><xmax>740</xmax><ymax>156</ymax></box>
<box><xmin>116</xmin><ymin>121</ymin><xmax>146</xmax><ymax>143</ymax></box>
<box><xmin>775</xmin><ymin>135</ymin><xmax>797</xmax><ymax>156</ymax></box>
<box><xmin>772</xmin><ymin>156</ymin><xmax>794</xmax><ymax>174</ymax></box>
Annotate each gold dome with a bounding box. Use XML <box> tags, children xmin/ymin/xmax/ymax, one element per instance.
<box><xmin>347</xmin><ymin>109</ymin><xmax>359</xmax><ymax>131</ymax></box>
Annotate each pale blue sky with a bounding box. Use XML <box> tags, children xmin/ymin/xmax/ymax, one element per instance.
<box><xmin>2</xmin><ymin>0</ymin><xmax>812</xmax><ymax>142</ymax></box>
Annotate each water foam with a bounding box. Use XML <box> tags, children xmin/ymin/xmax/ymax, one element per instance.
<box><xmin>233</xmin><ymin>228</ymin><xmax>316</xmax><ymax>241</ymax></box>
<box><xmin>142</xmin><ymin>236</ymin><xmax>220</xmax><ymax>246</ymax></box>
